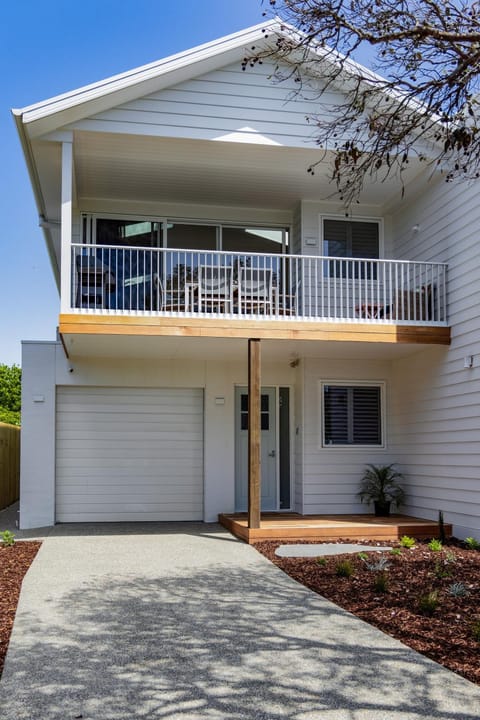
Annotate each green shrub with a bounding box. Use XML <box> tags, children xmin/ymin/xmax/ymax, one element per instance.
<box><xmin>357</xmin><ymin>552</ymin><xmax>368</xmax><ymax>561</ymax></box>
<box><xmin>316</xmin><ymin>557</ymin><xmax>327</xmax><ymax>566</ymax></box>
<box><xmin>0</xmin><ymin>407</ymin><xmax>20</xmax><ymax>426</ymax></box>
<box><xmin>400</xmin><ymin>535</ymin><xmax>416</xmax><ymax>548</ymax></box>
<box><xmin>335</xmin><ymin>560</ymin><xmax>354</xmax><ymax>578</ymax></box>
<box><xmin>374</xmin><ymin>572</ymin><xmax>389</xmax><ymax>592</ymax></box>
<box><xmin>390</xmin><ymin>547</ymin><xmax>402</xmax><ymax>556</ymax></box>
<box><xmin>1</xmin><ymin>530</ymin><xmax>15</xmax><ymax>547</ymax></box>
<box><xmin>445</xmin><ymin>550</ymin><xmax>457</xmax><ymax>564</ymax></box>
<box><xmin>465</xmin><ymin>537</ymin><xmax>480</xmax><ymax>551</ymax></box>
<box><xmin>418</xmin><ymin>590</ymin><xmax>440</xmax><ymax>616</ymax></box>
<box><xmin>428</xmin><ymin>538</ymin><xmax>443</xmax><ymax>552</ymax></box>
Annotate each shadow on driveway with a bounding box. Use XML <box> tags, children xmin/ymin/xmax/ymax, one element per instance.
<box><xmin>0</xmin><ymin>557</ymin><xmax>478</xmax><ymax>719</ymax></box>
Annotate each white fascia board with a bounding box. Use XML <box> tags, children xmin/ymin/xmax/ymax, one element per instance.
<box><xmin>12</xmin><ymin>110</ymin><xmax>60</xmax><ymax>289</ymax></box>
<box><xmin>15</xmin><ymin>21</ymin><xmax>278</xmax><ymax>133</ymax></box>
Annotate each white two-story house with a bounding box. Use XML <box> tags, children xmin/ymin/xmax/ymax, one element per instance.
<box><xmin>14</xmin><ymin>21</ymin><xmax>480</xmax><ymax>539</ymax></box>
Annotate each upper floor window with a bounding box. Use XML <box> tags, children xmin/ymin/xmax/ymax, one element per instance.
<box><xmin>322</xmin><ymin>218</ymin><xmax>380</xmax><ymax>279</ymax></box>
<box><xmin>222</xmin><ymin>227</ymin><xmax>287</xmax><ymax>255</ymax></box>
<box><xmin>94</xmin><ymin>219</ymin><xmax>163</xmax><ymax>248</ymax></box>
<box><xmin>83</xmin><ymin>215</ymin><xmax>289</xmax><ymax>254</ymax></box>
<box><xmin>323</xmin><ymin>219</ymin><xmax>379</xmax><ymax>259</ymax></box>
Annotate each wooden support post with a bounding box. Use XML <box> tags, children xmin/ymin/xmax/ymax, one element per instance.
<box><xmin>248</xmin><ymin>338</ymin><xmax>261</xmax><ymax>529</ymax></box>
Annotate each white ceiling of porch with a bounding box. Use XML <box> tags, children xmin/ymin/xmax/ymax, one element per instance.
<box><xmin>62</xmin><ymin>332</ymin><xmax>437</xmax><ymax>363</ymax></box>
<box><xmin>69</xmin><ymin>131</ymin><xmax>425</xmax><ymax>212</ymax></box>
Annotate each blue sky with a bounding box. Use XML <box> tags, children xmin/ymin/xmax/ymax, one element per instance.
<box><xmin>0</xmin><ymin>0</ymin><xmax>266</xmax><ymax>366</ymax></box>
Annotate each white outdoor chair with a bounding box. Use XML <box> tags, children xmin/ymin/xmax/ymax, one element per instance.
<box><xmin>237</xmin><ymin>267</ymin><xmax>274</xmax><ymax>314</ymax></box>
<box><xmin>197</xmin><ymin>265</ymin><xmax>233</xmax><ymax>313</ymax></box>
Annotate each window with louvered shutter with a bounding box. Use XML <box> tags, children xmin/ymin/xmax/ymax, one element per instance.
<box><xmin>323</xmin><ymin>219</ymin><xmax>379</xmax><ymax>279</ymax></box>
<box><xmin>323</xmin><ymin>384</ymin><xmax>382</xmax><ymax>446</ymax></box>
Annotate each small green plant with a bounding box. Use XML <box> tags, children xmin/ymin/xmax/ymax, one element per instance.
<box><xmin>358</xmin><ymin>463</ymin><xmax>406</xmax><ymax>513</ymax></box>
<box><xmin>316</xmin><ymin>557</ymin><xmax>327</xmax><ymax>566</ymax></box>
<box><xmin>418</xmin><ymin>590</ymin><xmax>440</xmax><ymax>616</ymax></box>
<box><xmin>438</xmin><ymin>510</ymin><xmax>446</xmax><ymax>544</ymax></box>
<box><xmin>374</xmin><ymin>572</ymin><xmax>389</xmax><ymax>592</ymax></box>
<box><xmin>335</xmin><ymin>559</ymin><xmax>354</xmax><ymax>578</ymax></box>
<box><xmin>400</xmin><ymin>535</ymin><xmax>416</xmax><ymax>548</ymax></box>
<box><xmin>448</xmin><ymin>582</ymin><xmax>468</xmax><ymax>598</ymax></box>
<box><xmin>364</xmin><ymin>555</ymin><xmax>390</xmax><ymax>572</ymax></box>
<box><xmin>357</xmin><ymin>552</ymin><xmax>369</xmax><ymax>561</ymax></box>
<box><xmin>465</xmin><ymin>537</ymin><xmax>480</xmax><ymax>551</ymax></box>
<box><xmin>434</xmin><ymin>560</ymin><xmax>452</xmax><ymax>580</ymax></box>
<box><xmin>445</xmin><ymin>550</ymin><xmax>457</xmax><ymax>564</ymax></box>
<box><xmin>1</xmin><ymin>530</ymin><xmax>15</xmax><ymax>547</ymax></box>
<box><xmin>472</xmin><ymin>619</ymin><xmax>480</xmax><ymax>642</ymax></box>
<box><xmin>428</xmin><ymin>538</ymin><xmax>443</xmax><ymax>551</ymax></box>
<box><xmin>390</xmin><ymin>547</ymin><xmax>402</xmax><ymax>556</ymax></box>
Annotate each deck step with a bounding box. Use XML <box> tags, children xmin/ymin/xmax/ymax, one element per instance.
<box><xmin>218</xmin><ymin>513</ymin><xmax>452</xmax><ymax>544</ymax></box>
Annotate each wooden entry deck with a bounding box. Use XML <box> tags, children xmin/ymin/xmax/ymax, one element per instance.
<box><xmin>218</xmin><ymin>512</ymin><xmax>451</xmax><ymax>544</ymax></box>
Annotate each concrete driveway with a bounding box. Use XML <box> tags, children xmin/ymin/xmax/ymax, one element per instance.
<box><xmin>0</xmin><ymin>520</ymin><xmax>479</xmax><ymax>719</ymax></box>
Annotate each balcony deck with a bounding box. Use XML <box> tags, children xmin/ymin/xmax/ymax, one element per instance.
<box><xmin>218</xmin><ymin>512</ymin><xmax>452</xmax><ymax>544</ymax></box>
<box><xmin>59</xmin><ymin>312</ymin><xmax>451</xmax><ymax>345</ymax></box>
<box><xmin>61</xmin><ymin>245</ymin><xmax>450</xmax><ymax>347</ymax></box>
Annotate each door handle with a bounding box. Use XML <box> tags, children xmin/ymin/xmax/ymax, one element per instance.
<box><xmin>268</xmin><ymin>450</ymin><xmax>276</xmax><ymax>457</ymax></box>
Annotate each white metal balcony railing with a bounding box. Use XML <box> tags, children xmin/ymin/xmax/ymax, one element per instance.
<box><xmin>70</xmin><ymin>244</ymin><xmax>448</xmax><ymax>324</ymax></box>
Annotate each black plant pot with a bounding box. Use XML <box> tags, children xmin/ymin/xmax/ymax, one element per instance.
<box><xmin>374</xmin><ymin>500</ymin><xmax>391</xmax><ymax>517</ymax></box>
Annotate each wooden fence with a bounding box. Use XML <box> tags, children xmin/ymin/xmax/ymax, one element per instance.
<box><xmin>0</xmin><ymin>422</ymin><xmax>20</xmax><ymax>511</ymax></box>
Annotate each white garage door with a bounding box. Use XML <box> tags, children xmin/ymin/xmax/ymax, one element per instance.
<box><xmin>56</xmin><ymin>387</ymin><xmax>204</xmax><ymax>522</ymax></box>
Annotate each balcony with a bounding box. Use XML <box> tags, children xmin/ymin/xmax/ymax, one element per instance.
<box><xmin>69</xmin><ymin>244</ymin><xmax>447</xmax><ymax>325</ymax></box>
<box><xmin>58</xmin><ymin>245</ymin><xmax>450</xmax><ymax>355</ymax></box>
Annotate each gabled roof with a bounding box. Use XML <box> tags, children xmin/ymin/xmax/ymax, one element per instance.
<box><xmin>13</xmin><ymin>21</ymin><xmax>286</xmax><ymax>138</ymax></box>
<box><xmin>12</xmin><ymin>17</ymin><xmax>440</xmax><ymax>291</ymax></box>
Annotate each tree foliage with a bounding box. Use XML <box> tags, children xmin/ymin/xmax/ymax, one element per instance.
<box><xmin>0</xmin><ymin>365</ymin><xmax>21</xmax><ymax>426</ymax></box>
<box><xmin>246</xmin><ymin>0</ymin><xmax>480</xmax><ymax>203</ymax></box>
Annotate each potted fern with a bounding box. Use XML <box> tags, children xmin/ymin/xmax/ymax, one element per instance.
<box><xmin>358</xmin><ymin>463</ymin><xmax>406</xmax><ymax>516</ymax></box>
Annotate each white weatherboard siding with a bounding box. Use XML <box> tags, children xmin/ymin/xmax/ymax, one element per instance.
<box><xmin>56</xmin><ymin>386</ymin><xmax>204</xmax><ymax>522</ymax></box>
<box><xmin>72</xmin><ymin>62</ymin><xmax>342</xmax><ymax>147</ymax></box>
<box><xmin>390</xmin><ymin>176</ymin><xmax>480</xmax><ymax>539</ymax></box>
<box><xmin>302</xmin><ymin>358</ymin><xmax>393</xmax><ymax>515</ymax></box>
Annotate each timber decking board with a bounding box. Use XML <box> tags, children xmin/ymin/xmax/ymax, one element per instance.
<box><xmin>218</xmin><ymin>513</ymin><xmax>452</xmax><ymax>544</ymax></box>
<box><xmin>59</xmin><ymin>313</ymin><xmax>451</xmax><ymax>345</ymax></box>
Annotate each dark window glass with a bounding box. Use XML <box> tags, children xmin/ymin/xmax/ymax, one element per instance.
<box><xmin>89</xmin><ymin>220</ymin><xmax>162</xmax><ymax>311</ymax></box>
<box><xmin>279</xmin><ymin>387</ymin><xmax>290</xmax><ymax>509</ymax></box>
<box><xmin>324</xmin><ymin>385</ymin><xmax>382</xmax><ymax>446</ymax></box>
<box><xmin>222</xmin><ymin>227</ymin><xmax>287</xmax><ymax>254</ymax></box>
<box><xmin>167</xmin><ymin>224</ymin><xmax>217</xmax><ymax>251</ymax></box>
<box><xmin>323</xmin><ymin>220</ymin><xmax>379</xmax><ymax>279</ymax></box>
<box><xmin>96</xmin><ymin>219</ymin><xmax>161</xmax><ymax>248</ymax></box>
<box><xmin>240</xmin><ymin>393</ymin><xmax>270</xmax><ymax>431</ymax></box>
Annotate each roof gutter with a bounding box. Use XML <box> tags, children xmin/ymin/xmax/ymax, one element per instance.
<box><xmin>12</xmin><ymin>109</ymin><xmax>60</xmax><ymax>291</ymax></box>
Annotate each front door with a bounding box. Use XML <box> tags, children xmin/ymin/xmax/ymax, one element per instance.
<box><xmin>235</xmin><ymin>386</ymin><xmax>277</xmax><ymax>512</ymax></box>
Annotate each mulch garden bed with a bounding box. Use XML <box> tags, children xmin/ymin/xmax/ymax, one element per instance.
<box><xmin>0</xmin><ymin>541</ymin><xmax>41</xmax><ymax>676</ymax></box>
<box><xmin>254</xmin><ymin>538</ymin><xmax>480</xmax><ymax>686</ymax></box>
